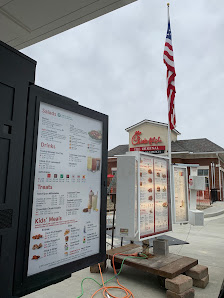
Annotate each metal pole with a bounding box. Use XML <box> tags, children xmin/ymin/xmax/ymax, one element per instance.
<box><xmin>211</xmin><ymin>162</ymin><xmax>214</xmax><ymax>188</ymax></box>
<box><xmin>111</xmin><ymin>197</ymin><xmax>116</xmax><ymax>248</ymax></box>
<box><xmin>218</xmin><ymin>155</ymin><xmax>221</xmax><ymax>200</ymax></box>
<box><xmin>222</xmin><ymin>171</ymin><xmax>224</xmax><ymax>201</ymax></box>
<box><xmin>167</xmin><ymin>113</ymin><xmax>173</xmax><ymax>214</ymax></box>
<box><xmin>166</xmin><ymin>3</ymin><xmax>174</xmax><ymax>223</ymax></box>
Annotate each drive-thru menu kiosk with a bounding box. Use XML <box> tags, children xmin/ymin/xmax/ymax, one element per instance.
<box><xmin>116</xmin><ymin>152</ymin><xmax>172</xmax><ymax>241</ymax></box>
<box><xmin>0</xmin><ymin>41</ymin><xmax>108</xmax><ymax>297</ymax></box>
<box><xmin>172</xmin><ymin>165</ymin><xmax>189</xmax><ymax>224</ymax></box>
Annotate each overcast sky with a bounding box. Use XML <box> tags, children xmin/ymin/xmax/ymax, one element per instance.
<box><xmin>21</xmin><ymin>0</ymin><xmax>224</xmax><ymax>150</ymax></box>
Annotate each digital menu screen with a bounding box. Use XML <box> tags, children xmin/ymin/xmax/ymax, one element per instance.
<box><xmin>173</xmin><ymin>167</ymin><xmax>188</xmax><ymax>223</ymax></box>
<box><xmin>139</xmin><ymin>155</ymin><xmax>169</xmax><ymax>239</ymax></box>
<box><xmin>27</xmin><ymin>102</ymin><xmax>103</xmax><ymax>276</ymax></box>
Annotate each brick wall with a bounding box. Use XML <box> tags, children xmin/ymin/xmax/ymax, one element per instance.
<box><xmin>108</xmin><ymin>159</ymin><xmax>117</xmax><ymax>175</ymax></box>
<box><xmin>172</xmin><ymin>157</ymin><xmax>222</xmax><ymax>200</ymax></box>
<box><xmin>107</xmin><ymin>159</ymin><xmax>117</xmax><ymax>187</ymax></box>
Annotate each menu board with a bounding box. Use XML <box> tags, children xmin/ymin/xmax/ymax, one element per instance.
<box><xmin>27</xmin><ymin>102</ymin><xmax>103</xmax><ymax>276</ymax></box>
<box><xmin>173</xmin><ymin>167</ymin><xmax>188</xmax><ymax>223</ymax></box>
<box><xmin>139</xmin><ymin>155</ymin><xmax>169</xmax><ymax>239</ymax></box>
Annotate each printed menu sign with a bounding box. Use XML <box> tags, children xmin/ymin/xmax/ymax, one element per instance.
<box><xmin>139</xmin><ymin>155</ymin><xmax>169</xmax><ymax>238</ymax></box>
<box><xmin>154</xmin><ymin>158</ymin><xmax>169</xmax><ymax>233</ymax></box>
<box><xmin>27</xmin><ymin>102</ymin><xmax>103</xmax><ymax>276</ymax></box>
<box><xmin>174</xmin><ymin>167</ymin><xmax>188</xmax><ymax>223</ymax></box>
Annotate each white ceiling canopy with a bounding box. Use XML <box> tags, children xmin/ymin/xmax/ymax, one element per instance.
<box><xmin>0</xmin><ymin>0</ymin><xmax>136</xmax><ymax>50</ymax></box>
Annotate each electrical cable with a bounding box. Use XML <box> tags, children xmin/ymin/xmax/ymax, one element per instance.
<box><xmin>177</xmin><ymin>224</ymin><xmax>191</xmax><ymax>254</ymax></box>
<box><xmin>76</xmin><ymin>253</ymin><xmax>148</xmax><ymax>298</ymax></box>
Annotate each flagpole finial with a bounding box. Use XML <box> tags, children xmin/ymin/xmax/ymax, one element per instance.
<box><xmin>167</xmin><ymin>3</ymin><xmax>170</xmax><ymax>7</ymax></box>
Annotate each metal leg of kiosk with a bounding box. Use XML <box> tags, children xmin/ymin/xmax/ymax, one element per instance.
<box><xmin>189</xmin><ymin>189</ymin><xmax>204</xmax><ymax>226</ymax></box>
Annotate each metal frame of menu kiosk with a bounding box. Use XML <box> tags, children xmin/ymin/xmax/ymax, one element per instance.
<box><xmin>172</xmin><ymin>165</ymin><xmax>189</xmax><ymax>224</ymax></box>
<box><xmin>13</xmin><ymin>85</ymin><xmax>108</xmax><ymax>297</ymax></box>
<box><xmin>124</xmin><ymin>151</ymin><xmax>172</xmax><ymax>240</ymax></box>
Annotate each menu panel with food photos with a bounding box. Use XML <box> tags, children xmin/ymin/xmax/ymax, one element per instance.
<box><xmin>139</xmin><ymin>154</ymin><xmax>169</xmax><ymax>238</ymax></box>
<box><xmin>173</xmin><ymin>166</ymin><xmax>188</xmax><ymax>223</ymax></box>
<box><xmin>27</xmin><ymin>102</ymin><xmax>103</xmax><ymax>276</ymax></box>
<box><xmin>154</xmin><ymin>158</ymin><xmax>169</xmax><ymax>233</ymax></box>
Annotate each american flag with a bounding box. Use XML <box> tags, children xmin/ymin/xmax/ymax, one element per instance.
<box><xmin>163</xmin><ymin>15</ymin><xmax>176</xmax><ymax>130</ymax></box>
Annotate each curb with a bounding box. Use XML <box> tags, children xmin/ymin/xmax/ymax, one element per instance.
<box><xmin>204</xmin><ymin>209</ymin><xmax>224</xmax><ymax>218</ymax></box>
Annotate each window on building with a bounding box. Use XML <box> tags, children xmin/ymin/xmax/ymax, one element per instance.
<box><xmin>112</xmin><ymin>170</ymin><xmax>117</xmax><ymax>176</ymax></box>
<box><xmin>198</xmin><ymin>169</ymin><xmax>209</xmax><ymax>176</ymax></box>
<box><xmin>197</xmin><ymin>169</ymin><xmax>209</xmax><ymax>189</ymax></box>
<box><xmin>205</xmin><ymin>177</ymin><xmax>209</xmax><ymax>189</ymax></box>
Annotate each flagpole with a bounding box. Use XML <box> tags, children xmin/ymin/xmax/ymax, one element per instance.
<box><xmin>166</xmin><ymin>2</ymin><xmax>174</xmax><ymax>225</ymax></box>
<box><xmin>167</xmin><ymin>3</ymin><xmax>172</xmax><ymax>163</ymax></box>
<box><xmin>168</xmin><ymin>92</ymin><xmax>173</xmax><ymax>225</ymax></box>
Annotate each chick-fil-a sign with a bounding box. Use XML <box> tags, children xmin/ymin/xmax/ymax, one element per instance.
<box><xmin>131</xmin><ymin>131</ymin><xmax>162</xmax><ymax>146</ymax></box>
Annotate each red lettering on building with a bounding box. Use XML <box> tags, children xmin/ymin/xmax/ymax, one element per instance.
<box><xmin>130</xmin><ymin>146</ymin><xmax>165</xmax><ymax>152</ymax></box>
<box><xmin>131</xmin><ymin>131</ymin><xmax>162</xmax><ymax>146</ymax></box>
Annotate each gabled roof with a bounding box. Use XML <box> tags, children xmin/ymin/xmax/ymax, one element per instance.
<box><xmin>171</xmin><ymin>138</ymin><xmax>224</xmax><ymax>153</ymax></box>
<box><xmin>108</xmin><ymin>138</ymin><xmax>224</xmax><ymax>157</ymax></box>
<box><xmin>125</xmin><ymin>119</ymin><xmax>181</xmax><ymax>135</ymax></box>
<box><xmin>108</xmin><ymin>145</ymin><xmax>129</xmax><ymax>157</ymax></box>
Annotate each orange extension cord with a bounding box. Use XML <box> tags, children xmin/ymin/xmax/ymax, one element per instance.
<box><xmin>91</xmin><ymin>252</ymin><xmax>140</xmax><ymax>298</ymax></box>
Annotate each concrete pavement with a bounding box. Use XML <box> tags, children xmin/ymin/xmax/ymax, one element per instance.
<box><xmin>25</xmin><ymin>213</ymin><xmax>224</xmax><ymax>298</ymax></box>
<box><xmin>203</xmin><ymin>201</ymin><xmax>224</xmax><ymax>218</ymax></box>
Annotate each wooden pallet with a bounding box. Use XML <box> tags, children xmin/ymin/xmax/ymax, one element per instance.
<box><xmin>106</xmin><ymin>244</ymin><xmax>198</xmax><ymax>279</ymax></box>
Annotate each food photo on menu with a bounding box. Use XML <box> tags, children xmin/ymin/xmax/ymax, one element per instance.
<box><xmin>87</xmin><ymin>157</ymin><xmax>101</xmax><ymax>172</ymax></box>
<box><xmin>63</xmin><ymin>229</ymin><xmax>70</xmax><ymax>257</ymax></box>
<box><xmin>31</xmin><ymin>233</ymin><xmax>44</xmax><ymax>261</ymax></box>
<box><xmin>148</xmin><ymin>195</ymin><xmax>153</xmax><ymax>201</ymax></box>
<box><xmin>88</xmin><ymin>130</ymin><xmax>102</xmax><ymax>141</ymax></box>
<box><xmin>83</xmin><ymin>189</ymin><xmax>99</xmax><ymax>213</ymax></box>
<box><xmin>32</xmin><ymin>234</ymin><xmax>43</xmax><ymax>240</ymax></box>
<box><xmin>32</xmin><ymin>255</ymin><xmax>40</xmax><ymax>260</ymax></box>
<box><xmin>64</xmin><ymin>229</ymin><xmax>70</xmax><ymax>236</ymax></box>
<box><xmin>32</xmin><ymin>243</ymin><xmax>42</xmax><ymax>250</ymax></box>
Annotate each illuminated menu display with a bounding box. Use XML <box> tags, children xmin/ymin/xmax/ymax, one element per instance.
<box><xmin>173</xmin><ymin>167</ymin><xmax>188</xmax><ymax>223</ymax></box>
<box><xmin>27</xmin><ymin>102</ymin><xmax>103</xmax><ymax>276</ymax></box>
<box><xmin>139</xmin><ymin>155</ymin><xmax>169</xmax><ymax>238</ymax></box>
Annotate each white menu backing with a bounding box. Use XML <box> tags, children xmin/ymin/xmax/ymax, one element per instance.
<box><xmin>27</xmin><ymin>102</ymin><xmax>103</xmax><ymax>276</ymax></box>
<box><xmin>173</xmin><ymin>166</ymin><xmax>188</xmax><ymax>223</ymax></box>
